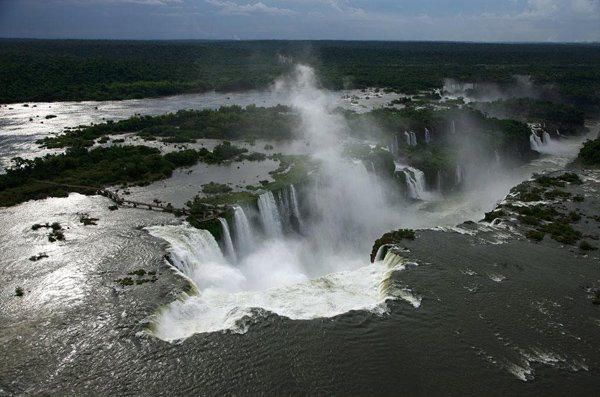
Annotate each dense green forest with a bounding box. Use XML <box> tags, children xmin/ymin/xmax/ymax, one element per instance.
<box><xmin>1</xmin><ymin>40</ymin><xmax>599</xmax><ymax>111</ymax></box>
<box><xmin>0</xmin><ymin>141</ymin><xmax>261</xmax><ymax>206</ymax></box>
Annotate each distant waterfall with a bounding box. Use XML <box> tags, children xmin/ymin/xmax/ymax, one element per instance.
<box><xmin>275</xmin><ymin>185</ymin><xmax>304</xmax><ymax>233</ymax></box>
<box><xmin>218</xmin><ymin>218</ymin><xmax>237</xmax><ymax>263</ymax></box>
<box><xmin>436</xmin><ymin>170</ymin><xmax>442</xmax><ymax>194</ymax></box>
<box><xmin>494</xmin><ymin>150</ymin><xmax>501</xmax><ymax>165</ymax></box>
<box><xmin>455</xmin><ymin>164</ymin><xmax>463</xmax><ymax>185</ymax></box>
<box><xmin>425</xmin><ymin>128</ymin><xmax>431</xmax><ymax>144</ymax></box>
<box><xmin>258</xmin><ymin>191</ymin><xmax>283</xmax><ymax>238</ymax></box>
<box><xmin>405</xmin><ymin>131</ymin><xmax>417</xmax><ymax>146</ymax></box>
<box><xmin>233</xmin><ymin>205</ymin><xmax>254</xmax><ymax>256</ymax></box>
<box><xmin>289</xmin><ymin>184</ymin><xmax>303</xmax><ymax>228</ymax></box>
<box><xmin>410</xmin><ymin>132</ymin><xmax>417</xmax><ymax>146</ymax></box>
<box><xmin>451</xmin><ymin>120</ymin><xmax>456</xmax><ymax>134</ymax></box>
<box><xmin>396</xmin><ymin>163</ymin><xmax>427</xmax><ymax>200</ymax></box>
<box><xmin>389</xmin><ymin>134</ymin><xmax>401</xmax><ymax>157</ymax></box>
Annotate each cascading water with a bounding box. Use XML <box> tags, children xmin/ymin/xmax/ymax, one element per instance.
<box><xmin>218</xmin><ymin>218</ymin><xmax>237</xmax><ymax>263</ymax></box>
<box><xmin>233</xmin><ymin>205</ymin><xmax>254</xmax><ymax>257</ymax></box>
<box><xmin>451</xmin><ymin>120</ymin><xmax>456</xmax><ymax>134</ymax></box>
<box><xmin>530</xmin><ymin>131</ymin><xmax>543</xmax><ymax>151</ymax></box>
<box><xmin>405</xmin><ymin>131</ymin><xmax>411</xmax><ymax>145</ymax></box>
<box><xmin>146</xmin><ymin>225</ymin><xmax>245</xmax><ymax>293</ymax></box>
<box><xmin>150</xmin><ymin>65</ymin><xmax>423</xmax><ymax>340</ymax></box>
<box><xmin>425</xmin><ymin>128</ymin><xmax>431</xmax><ymax>144</ymax></box>
<box><xmin>542</xmin><ymin>131</ymin><xmax>551</xmax><ymax>145</ymax></box>
<box><xmin>289</xmin><ymin>184</ymin><xmax>303</xmax><ymax>230</ymax></box>
<box><xmin>258</xmin><ymin>190</ymin><xmax>283</xmax><ymax>239</ymax></box>
<box><xmin>455</xmin><ymin>164</ymin><xmax>463</xmax><ymax>185</ymax></box>
<box><xmin>410</xmin><ymin>131</ymin><xmax>417</xmax><ymax>146</ymax></box>
<box><xmin>396</xmin><ymin>162</ymin><xmax>427</xmax><ymax>200</ymax></box>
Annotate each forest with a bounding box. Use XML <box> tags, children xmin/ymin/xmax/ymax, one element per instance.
<box><xmin>1</xmin><ymin>40</ymin><xmax>599</xmax><ymax>112</ymax></box>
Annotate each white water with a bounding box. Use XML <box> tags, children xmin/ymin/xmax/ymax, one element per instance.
<box><xmin>396</xmin><ymin>163</ymin><xmax>429</xmax><ymax>200</ymax></box>
<box><xmin>289</xmin><ymin>184</ymin><xmax>303</xmax><ymax>230</ymax></box>
<box><xmin>148</xmin><ymin>226</ymin><xmax>412</xmax><ymax>340</ymax></box>
<box><xmin>425</xmin><ymin>128</ymin><xmax>431</xmax><ymax>144</ymax></box>
<box><xmin>233</xmin><ymin>205</ymin><xmax>254</xmax><ymax>257</ymax></box>
<box><xmin>218</xmin><ymin>218</ymin><xmax>237</xmax><ymax>264</ymax></box>
<box><xmin>258</xmin><ymin>191</ymin><xmax>283</xmax><ymax>239</ymax></box>
<box><xmin>147</xmin><ymin>65</ymin><xmax>425</xmax><ymax>339</ymax></box>
<box><xmin>410</xmin><ymin>131</ymin><xmax>418</xmax><ymax>146</ymax></box>
<box><xmin>148</xmin><ymin>65</ymin><xmax>592</xmax><ymax>340</ymax></box>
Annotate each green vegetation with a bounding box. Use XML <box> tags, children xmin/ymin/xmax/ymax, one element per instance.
<box><xmin>116</xmin><ymin>269</ymin><xmax>158</xmax><ymax>286</ymax></box>
<box><xmin>593</xmin><ymin>291</ymin><xmax>600</xmax><ymax>305</ymax></box>
<box><xmin>202</xmin><ymin>182</ymin><xmax>232</xmax><ymax>195</ymax></box>
<box><xmin>29</xmin><ymin>253</ymin><xmax>49</xmax><ymax>261</ymax></box>
<box><xmin>79</xmin><ymin>214</ymin><xmax>99</xmax><ymax>226</ymax></box>
<box><xmin>579</xmin><ymin>240</ymin><xmax>598</xmax><ymax>251</ymax></box>
<box><xmin>31</xmin><ymin>222</ymin><xmax>65</xmax><ymax>242</ymax></box>
<box><xmin>534</xmin><ymin>173</ymin><xmax>582</xmax><ymax>187</ymax></box>
<box><xmin>578</xmin><ymin>136</ymin><xmax>600</xmax><ymax>166</ymax></box>
<box><xmin>526</xmin><ymin>230</ymin><xmax>545</xmax><ymax>242</ymax></box>
<box><xmin>39</xmin><ymin>106</ymin><xmax>298</xmax><ymax>148</ymax></box>
<box><xmin>2</xmin><ymin>40</ymin><xmax>599</xmax><ymax>112</ymax></box>
<box><xmin>0</xmin><ymin>145</ymin><xmax>206</xmax><ymax>207</ymax></box>
<box><xmin>371</xmin><ymin>229</ymin><xmax>416</xmax><ymax>263</ymax></box>
<box><xmin>343</xmin><ymin>143</ymin><xmax>396</xmax><ymax>179</ymax></box>
<box><xmin>475</xmin><ymin>98</ymin><xmax>585</xmax><ymax>131</ymax></box>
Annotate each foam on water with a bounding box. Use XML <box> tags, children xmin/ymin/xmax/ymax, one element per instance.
<box><xmin>147</xmin><ymin>227</ymin><xmax>412</xmax><ymax>341</ymax></box>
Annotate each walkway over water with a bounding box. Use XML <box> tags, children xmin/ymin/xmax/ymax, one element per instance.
<box><xmin>34</xmin><ymin>180</ymin><xmax>231</xmax><ymax>221</ymax></box>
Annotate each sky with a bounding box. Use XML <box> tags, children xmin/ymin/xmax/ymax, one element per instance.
<box><xmin>0</xmin><ymin>0</ymin><xmax>599</xmax><ymax>42</ymax></box>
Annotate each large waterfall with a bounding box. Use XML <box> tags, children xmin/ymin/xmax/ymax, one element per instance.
<box><xmin>258</xmin><ymin>191</ymin><xmax>283</xmax><ymax>238</ymax></box>
<box><xmin>148</xmin><ymin>65</ymin><xmax>426</xmax><ymax>340</ymax></box>
<box><xmin>218</xmin><ymin>218</ymin><xmax>237</xmax><ymax>263</ymax></box>
<box><xmin>148</xmin><ymin>223</ymin><xmax>413</xmax><ymax>340</ymax></box>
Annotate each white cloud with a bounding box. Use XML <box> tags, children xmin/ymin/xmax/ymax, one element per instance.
<box><xmin>206</xmin><ymin>0</ymin><xmax>294</xmax><ymax>15</ymax></box>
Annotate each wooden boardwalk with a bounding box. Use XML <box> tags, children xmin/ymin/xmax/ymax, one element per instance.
<box><xmin>34</xmin><ymin>180</ymin><xmax>230</xmax><ymax>221</ymax></box>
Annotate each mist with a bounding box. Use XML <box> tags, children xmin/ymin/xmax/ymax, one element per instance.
<box><xmin>146</xmin><ymin>64</ymin><xmax>588</xmax><ymax>340</ymax></box>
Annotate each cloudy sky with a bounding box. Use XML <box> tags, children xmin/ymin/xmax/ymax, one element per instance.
<box><xmin>0</xmin><ymin>0</ymin><xmax>599</xmax><ymax>42</ymax></box>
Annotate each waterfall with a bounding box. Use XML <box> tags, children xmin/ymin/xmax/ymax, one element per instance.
<box><xmin>233</xmin><ymin>205</ymin><xmax>254</xmax><ymax>256</ymax></box>
<box><xmin>258</xmin><ymin>191</ymin><xmax>283</xmax><ymax>238</ymax></box>
<box><xmin>455</xmin><ymin>164</ymin><xmax>463</xmax><ymax>185</ymax></box>
<box><xmin>146</xmin><ymin>225</ymin><xmax>245</xmax><ymax>292</ymax></box>
<box><xmin>494</xmin><ymin>150</ymin><xmax>501</xmax><ymax>165</ymax></box>
<box><xmin>218</xmin><ymin>218</ymin><xmax>237</xmax><ymax>263</ymax></box>
<box><xmin>405</xmin><ymin>131</ymin><xmax>411</xmax><ymax>145</ymax></box>
<box><xmin>542</xmin><ymin>131</ymin><xmax>551</xmax><ymax>145</ymax></box>
<box><xmin>425</xmin><ymin>128</ymin><xmax>431</xmax><ymax>144</ymax></box>
<box><xmin>436</xmin><ymin>170</ymin><xmax>442</xmax><ymax>193</ymax></box>
<box><xmin>395</xmin><ymin>163</ymin><xmax>427</xmax><ymax>200</ymax></box>
<box><xmin>451</xmin><ymin>120</ymin><xmax>456</xmax><ymax>134</ymax></box>
<box><xmin>410</xmin><ymin>132</ymin><xmax>418</xmax><ymax>146</ymax></box>
<box><xmin>529</xmin><ymin>132</ymin><xmax>543</xmax><ymax>151</ymax></box>
<box><xmin>289</xmin><ymin>184</ymin><xmax>303</xmax><ymax>230</ymax></box>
